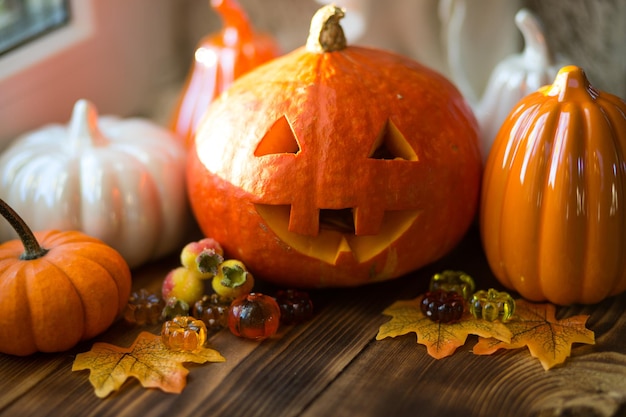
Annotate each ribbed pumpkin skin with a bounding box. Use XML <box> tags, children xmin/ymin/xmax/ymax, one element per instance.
<box><xmin>480</xmin><ymin>65</ymin><xmax>626</xmax><ymax>305</ymax></box>
<box><xmin>187</xmin><ymin>35</ymin><xmax>482</xmax><ymax>288</ymax></box>
<box><xmin>0</xmin><ymin>230</ymin><xmax>131</xmax><ymax>356</ymax></box>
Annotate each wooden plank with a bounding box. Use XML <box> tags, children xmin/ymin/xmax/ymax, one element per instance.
<box><xmin>0</xmin><ymin>354</ymin><xmax>68</xmax><ymax>410</ymax></box>
<box><xmin>135</xmin><ymin>227</ymin><xmax>500</xmax><ymax>417</ymax></box>
<box><xmin>301</xmin><ymin>292</ymin><xmax>626</xmax><ymax>417</ymax></box>
<box><xmin>1</xmin><ymin>227</ymin><xmax>626</xmax><ymax>417</ymax></box>
<box><xmin>159</xmin><ymin>279</ymin><xmax>412</xmax><ymax>417</ymax></box>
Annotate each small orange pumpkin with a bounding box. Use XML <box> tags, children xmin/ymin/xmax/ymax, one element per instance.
<box><xmin>187</xmin><ymin>6</ymin><xmax>482</xmax><ymax>288</ymax></box>
<box><xmin>480</xmin><ymin>65</ymin><xmax>626</xmax><ymax>305</ymax></box>
<box><xmin>170</xmin><ymin>0</ymin><xmax>280</xmax><ymax>148</ymax></box>
<box><xmin>0</xmin><ymin>198</ymin><xmax>132</xmax><ymax>356</ymax></box>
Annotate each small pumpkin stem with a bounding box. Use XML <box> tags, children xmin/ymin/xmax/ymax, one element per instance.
<box><xmin>0</xmin><ymin>198</ymin><xmax>48</xmax><ymax>260</ymax></box>
<box><xmin>306</xmin><ymin>5</ymin><xmax>347</xmax><ymax>53</ymax></box>
<box><xmin>545</xmin><ymin>65</ymin><xmax>598</xmax><ymax>102</ymax></box>
<box><xmin>68</xmin><ymin>99</ymin><xmax>109</xmax><ymax>149</ymax></box>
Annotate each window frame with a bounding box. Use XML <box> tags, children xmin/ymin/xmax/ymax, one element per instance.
<box><xmin>0</xmin><ymin>0</ymin><xmax>93</xmax><ymax>80</ymax></box>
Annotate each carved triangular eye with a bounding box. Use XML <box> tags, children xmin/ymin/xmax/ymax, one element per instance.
<box><xmin>369</xmin><ymin>119</ymin><xmax>417</xmax><ymax>161</ymax></box>
<box><xmin>254</xmin><ymin>115</ymin><xmax>301</xmax><ymax>156</ymax></box>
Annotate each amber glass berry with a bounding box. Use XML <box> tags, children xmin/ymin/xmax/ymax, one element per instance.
<box><xmin>161</xmin><ymin>316</ymin><xmax>207</xmax><ymax>352</ymax></box>
<box><xmin>123</xmin><ymin>289</ymin><xmax>164</xmax><ymax>325</ymax></box>
<box><xmin>469</xmin><ymin>288</ymin><xmax>516</xmax><ymax>322</ymax></box>
<box><xmin>429</xmin><ymin>270</ymin><xmax>476</xmax><ymax>301</ymax></box>
<box><xmin>275</xmin><ymin>289</ymin><xmax>314</xmax><ymax>325</ymax></box>
<box><xmin>420</xmin><ymin>290</ymin><xmax>465</xmax><ymax>324</ymax></box>
<box><xmin>192</xmin><ymin>294</ymin><xmax>230</xmax><ymax>330</ymax></box>
<box><xmin>228</xmin><ymin>293</ymin><xmax>281</xmax><ymax>340</ymax></box>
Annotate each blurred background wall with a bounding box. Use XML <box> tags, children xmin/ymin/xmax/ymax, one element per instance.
<box><xmin>0</xmin><ymin>0</ymin><xmax>624</xmax><ymax>147</ymax></box>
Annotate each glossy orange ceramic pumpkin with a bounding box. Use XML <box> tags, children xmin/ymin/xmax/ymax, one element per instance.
<box><xmin>480</xmin><ymin>65</ymin><xmax>626</xmax><ymax>305</ymax></box>
<box><xmin>0</xmin><ymin>198</ymin><xmax>132</xmax><ymax>356</ymax></box>
<box><xmin>187</xmin><ymin>6</ymin><xmax>482</xmax><ymax>288</ymax></box>
<box><xmin>170</xmin><ymin>0</ymin><xmax>280</xmax><ymax>148</ymax></box>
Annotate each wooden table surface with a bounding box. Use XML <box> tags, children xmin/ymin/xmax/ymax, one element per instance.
<box><xmin>2</xmin><ymin>224</ymin><xmax>626</xmax><ymax>417</ymax></box>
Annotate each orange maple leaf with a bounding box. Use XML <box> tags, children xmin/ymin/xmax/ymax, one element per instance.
<box><xmin>72</xmin><ymin>331</ymin><xmax>225</xmax><ymax>398</ymax></box>
<box><xmin>376</xmin><ymin>296</ymin><xmax>512</xmax><ymax>359</ymax></box>
<box><xmin>472</xmin><ymin>299</ymin><xmax>595</xmax><ymax>370</ymax></box>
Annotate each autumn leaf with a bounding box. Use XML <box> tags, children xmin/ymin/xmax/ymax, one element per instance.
<box><xmin>376</xmin><ymin>296</ymin><xmax>512</xmax><ymax>359</ymax></box>
<box><xmin>472</xmin><ymin>299</ymin><xmax>595</xmax><ymax>370</ymax></box>
<box><xmin>72</xmin><ymin>331</ymin><xmax>225</xmax><ymax>398</ymax></box>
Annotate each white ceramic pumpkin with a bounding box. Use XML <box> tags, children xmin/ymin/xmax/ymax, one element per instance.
<box><xmin>0</xmin><ymin>99</ymin><xmax>189</xmax><ymax>268</ymax></box>
<box><xmin>476</xmin><ymin>8</ymin><xmax>565</xmax><ymax>162</ymax></box>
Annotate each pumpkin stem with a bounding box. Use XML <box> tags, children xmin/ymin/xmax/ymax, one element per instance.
<box><xmin>306</xmin><ymin>5</ymin><xmax>347</xmax><ymax>53</ymax></box>
<box><xmin>545</xmin><ymin>65</ymin><xmax>599</xmax><ymax>102</ymax></box>
<box><xmin>0</xmin><ymin>198</ymin><xmax>49</xmax><ymax>260</ymax></box>
<box><xmin>68</xmin><ymin>99</ymin><xmax>109</xmax><ymax>149</ymax></box>
<box><xmin>516</xmin><ymin>9</ymin><xmax>553</xmax><ymax>68</ymax></box>
<box><xmin>211</xmin><ymin>0</ymin><xmax>253</xmax><ymax>44</ymax></box>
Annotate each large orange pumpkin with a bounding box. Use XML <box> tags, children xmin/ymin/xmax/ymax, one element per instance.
<box><xmin>0</xmin><ymin>198</ymin><xmax>132</xmax><ymax>356</ymax></box>
<box><xmin>187</xmin><ymin>6</ymin><xmax>482</xmax><ymax>288</ymax></box>
<box><xmin>480</xmin><ymin>65</ymin><xmax>626</xmax><ymax>305</ymax></box>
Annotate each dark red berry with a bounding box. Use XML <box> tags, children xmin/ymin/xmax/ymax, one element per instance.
<box><xmin>420</xmin><ymin>290</ymin><xmax>465</xmax><ymax>323</ymax></box>
<box><xmin>275</xmin><ymin>289</ymin><xmax>314</xmax><ymax>325</ymax></box>
<box><xmin>192</xmin><ymin>294</ymin><xmax>230</xmax><ymax>330</ymax></box>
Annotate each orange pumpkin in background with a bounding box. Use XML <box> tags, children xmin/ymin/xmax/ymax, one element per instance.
<box><xmin>187</xmin><ymin>6</ymin><xmax>482</xmax><ymax>288</ymax></box>
<box><xmin>170</xmin><ymin>0</ymin><xmax>281</xmax><ymax>148</ymax></box>
<box><xmin>0</xmin><ymin>198</ymin><xmax>132</xmax><ymax>356</ymax></box>
<box><xmin>481</xmin><ymin>65</ymin><xmax>626</xmax><ymax>305</ymax></box>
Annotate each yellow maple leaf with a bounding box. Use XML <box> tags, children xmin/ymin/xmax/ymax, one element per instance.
<box><xmin>72</xmin><ymin>331</ymin><xmax>225</xmax><ymax>398</ymax></box>
<box><xmin>376</xmin><ymin>296</ymin><xmax>512</xmax><ymax>359</ymax></box>
<box><xmin>472</xmin><ymin>299</ymin><xmax>595</xmax><ymax>370</ymax></box>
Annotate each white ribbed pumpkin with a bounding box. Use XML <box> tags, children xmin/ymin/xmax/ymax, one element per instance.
<box><xmin>476</xmin><ymin>8</ymin><xmax>564</xmax><ymax>162</ymax></box>
<box><xmin>0</xmin><ymin>99</ymin><xmax>188</xmax><ymax>268</ymax></box>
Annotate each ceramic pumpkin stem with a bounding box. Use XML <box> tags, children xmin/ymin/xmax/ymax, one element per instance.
<box><xmin>0</xmin><ymin>199</ymin><xmax>48</xmax><ymax>260</ymax></box>
<box><xmin>517</xmin><ymin>9</ymin><xmax>552</xmax><ymax>69</ymax></box>
<box><xmin>68</xmin><ymin>99</ymin><xmax>109</xmax><ymax>149</ymax></box>
<box><xmin>545</xmin><ymin>65</ymin><xmax>597</xmax><ymax>102</ymax></box>
<box><xmin>306</xmin><ymin>5</ymin><xmax>347</xmax><ymax>53</ymax></box>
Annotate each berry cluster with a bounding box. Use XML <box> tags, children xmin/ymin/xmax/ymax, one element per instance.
<box><xmin>123</xmin><ymin>237</ymin><xmax>314</xmax><ymax>350</ymax></box>
<box><xmin>420</xmin><ymin>270</ymin><xmax>516</xmax><ymax>324</ymax></box>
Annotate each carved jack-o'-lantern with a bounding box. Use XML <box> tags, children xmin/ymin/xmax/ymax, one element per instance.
<box><xmin>187</xmin><ymin>6</ymin><xmax>482</xmax><ymax>288</ymax></box>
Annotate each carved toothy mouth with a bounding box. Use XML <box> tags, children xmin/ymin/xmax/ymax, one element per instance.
<box><xmin>254</xmin><ymin>204</ymin><xmax>420</xmax><ymax>264</ymax></box>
